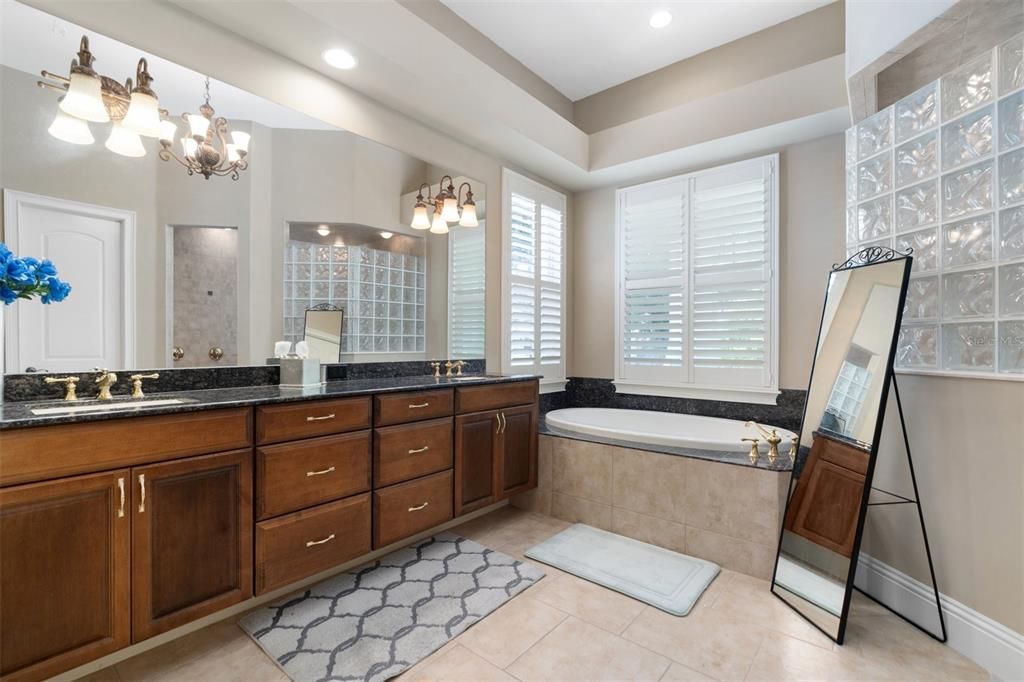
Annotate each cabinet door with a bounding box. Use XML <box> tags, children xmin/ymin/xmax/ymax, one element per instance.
<box><xmin>132</xmin><ymin>450</ymin><xmax>253</xmax><ymax>641</ymax></box>
<box><xmin>498</xmin><ymin>404</ymin><xmax>538</xmax><ymax>498</ymax></box>
<box><xmin>0</xmin><ymin>470</ymin><xmax>130</xmax><ymax>681</ymax></box>
<box><xmin>454</xmin><ymin>410</ymin><xmax>500</xmax><ymax>515</ymax></box>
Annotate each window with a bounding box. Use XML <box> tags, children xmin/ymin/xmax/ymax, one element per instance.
<box><xmin>502</xmin><ymin>168</ymin><xmax>566</xmax><ymax>391</ymax></box>
<box><xmin>448</xmin><ymin>223</ymin><xmax>486</xmax><ymax>358</ymax></box>
<box><xmin>615</xmin><ymin>154</ymin><xmax>779</xmax><ymax>403</ymax></box>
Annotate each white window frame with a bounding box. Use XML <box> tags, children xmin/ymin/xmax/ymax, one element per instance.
<box><xmin>501</xmin><ymin>168</ymin><xmax>567</xmax><ymax>393</ymax></box>
<box><xmin>613</xmin><ymin>154</ymin><xmax>780</xmax><ymax>404</ymax></box>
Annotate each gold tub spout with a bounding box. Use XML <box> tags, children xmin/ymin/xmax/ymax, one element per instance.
<box><xmin>745</xmin><ymin>421</ymin><xmax>782</xmax><ymax>465</ymax></box>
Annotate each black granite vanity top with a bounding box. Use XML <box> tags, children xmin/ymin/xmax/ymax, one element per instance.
<box><xmin>0</xmin><ymin>374</ymin><xmax>538</xmax><ymax>430</ymax></box>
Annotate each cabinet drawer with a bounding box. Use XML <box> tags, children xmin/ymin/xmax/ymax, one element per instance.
<box><xmin>256</xmin><ymin>432</ymin><xmax>371</xmax><ymax>520</ymax></box>
<box><xmin>374</xmin><ymin>418</ymin><xmax>453</xmax><ymax>487</ymax></box>
<box><xmin>455</xmin><ymin>381</ymin><xmax>537</xmax><ymax>414</ymax></box>
<box><xmin>255</xmin><ymin>397</ymin><xmax>371</xmax><ymax>445</ymax></box>
<box><xmin>373</xmin><ymin>471</ymin><xmax>453</xmax><ymax>548</ymax></box>
<box><xmin>255</xmin><ymin>494</ymin><xmax>371</xmax><ymax>594</ymax></box>
<box><xmin>374</xmin><ymin>389</ymin><xmax>453</xmax><ymax>426</ymax></box>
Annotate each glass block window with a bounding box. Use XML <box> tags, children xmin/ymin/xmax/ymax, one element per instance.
<box><xmin>846</xmin><ymin>33</ymin><xmax>1024</xmax><ymax>378</ymax></box>
<box><xmin>284</xmin><ymin>240</ymin><xmax>425</xmax><ymax>354</ymax></box>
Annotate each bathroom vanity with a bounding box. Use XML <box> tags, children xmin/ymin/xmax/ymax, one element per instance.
<box><xmin>0</xmin><ymin>376</ymin><xmax>538</xmax><ymax>681</ymax></box>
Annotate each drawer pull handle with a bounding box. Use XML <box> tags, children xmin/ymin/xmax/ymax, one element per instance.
<box><xmin>408</xmin><ymin>446</ymin><xmax>430</xmax><ymax>454</ymax></box>
<box><xmin>306</xmin><ymin>533</ymin><xmax>336</xmax><ymax>547</ymax></box>
<box><xmin>306</xmin><ymin>466</ymin><xmax>336</xmax><ymax>477</ymax></box>
<box><xmin>138</xmin><ymin>474</ymin><xmax>146</xmax><ymax>514</ymax></box>
<box><xmin>306</xmin><ymin>413</ymin><xmax>336</xmax><ymax>422</ymax></box>
<box><xmin>117</xmin><ymin>477</ymin><xmax>125</xmax><ymax>518</ymax></box>
<box><xmin>408</xmin><ymin>402</ymin><xmax>430</xmax><ymax>409</ymax></box>
<box><xmin>408</xmin><ymin>502</ymin><xmax>430</xmax><ymax>512</ymax></box>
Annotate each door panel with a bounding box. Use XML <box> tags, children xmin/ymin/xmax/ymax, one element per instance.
<box><xmin>132</xmin><ymin>450</ymin><xmax>252</xmax><ymax>641</ymax></box>
<box><xmin>499</xmin><ymin>405</ymin><xmax>537</xmax><ymax>497</ymax></box>
<box><xmin>454</xmin><ymin>411</ymin><xmax>499</xmax><ymax>515</ymax></box>
<box><xmin>0</xmin><ymin>470</ymin><xmax>130</xmax><ymax>681</ymax></box>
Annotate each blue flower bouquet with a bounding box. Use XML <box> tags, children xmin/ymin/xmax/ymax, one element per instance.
<box><xmin>0</xmin><ymin>243</ymin><xmax>72</xmax><ymax>305</ymax></box>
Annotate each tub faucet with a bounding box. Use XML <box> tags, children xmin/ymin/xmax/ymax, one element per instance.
<box><xmin>745</xmin><ymin>421</ymin><xmax>781</xmax><ymax>465</ymax></box>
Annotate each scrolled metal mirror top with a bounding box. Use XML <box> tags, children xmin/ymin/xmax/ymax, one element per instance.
<box><xmin>771</xmin><ymin>247</ymin><xmax>913</xmax><ymax>644</ymax></box>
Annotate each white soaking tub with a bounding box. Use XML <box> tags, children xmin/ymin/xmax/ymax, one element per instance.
<box><xmin>544</xmin><ymin>408</ymin><xmax>796</xmax><ymax>453</ymax></box>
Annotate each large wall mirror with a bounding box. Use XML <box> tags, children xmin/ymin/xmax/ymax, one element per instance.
<box><xmin>771</xmin><ymin>250</ymin><xmax>912</xmax><ymax>644</ymax></box>
<box><xmin>0</xmin><ymin>0</ymin><xmax>486</xmax><ymax>373</ymax></box>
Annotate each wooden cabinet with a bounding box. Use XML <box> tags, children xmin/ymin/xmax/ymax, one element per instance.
<box><xmin>498</xmin><ymin>404</ymin><xmax>538</xmax><ymax>497</ymax></box>
<box><xmin>454</xmin><ymin>410</ymin><xmax>501</xmax><ymax>515</ymax></box>
<box><xmin>131</xmin><ymin>450</ymin><xmax>253</xmax><ymax>641</ymax></box>
<box><xmin>374</xmin><ymin>418</ymin><xmax>454</xmax><ymax>488</ymax></box>
<box><xmin>373</xmin><ymin>471</ymin><xmax>453</xmax><ymax>548</ymax></box>
<box><xmin>0</xmin><ymin>470</ymin><xmax>131</xmax><ymax>682</ymax></box>
<box><xmin>374</xmin><ymin>389</ymin><xmax>453</xmax><ymax>426</ymax></box>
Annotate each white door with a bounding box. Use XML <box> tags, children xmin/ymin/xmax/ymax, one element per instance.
<box><xmin>3</xmin><ymin>190</ymin><xmax>135</xmax><ymax>373</ymax></box>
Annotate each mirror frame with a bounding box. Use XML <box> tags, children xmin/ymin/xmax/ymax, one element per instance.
<box><xmin>769</xmin><ymin>246</ymin><xmax>914</xmax><ymax>645</ymax></box>
<box><xmin>302</xmin><ymin>304</ymin><xmax>345</xmax><ymax>363</ymax></box>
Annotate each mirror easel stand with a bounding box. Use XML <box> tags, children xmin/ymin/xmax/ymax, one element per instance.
<box><xmin>855</xmin><ymin>371</ymin><xmax>947</xmax><ymax>643</ymax></box>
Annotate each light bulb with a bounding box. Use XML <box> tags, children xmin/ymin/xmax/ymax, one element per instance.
<box><xmin>187</xmin><ymin>113</ymin><xmax>210</xmax><ymax>140</ymax></box>
<box><xmin>458</xmin><ymin>201</ymin><xmax>479</xmax><ymax>227</ymax></box>
<box><xmin>430</xmin><ymin>210</ymin><xmax>450</xmax><ymax>235</ymax></box>
<box><xmin>230</xmin><ymin>130</ymin><xmax>250</xmax><ymax>153</ymax></box>
<box><xmin>411</xmin><ymin>204</ymin><xmax>430</xmax><ymax>230</ymax></box>
<box><xmin>181</xmin><ymin>137</ymin><xmax>198</xmax><ymax>159</ymax></box>
<box><xmin>121</xmin><ymin>90</ymin><xmax>162</xmax><ymax>137</ymax></box>
<box><xmin>105</xmin><ymin>122</ymin><xmax>146</xmax><ymax>157</ymax></box>
<box><xmin>158</xmin><ymin>119</ymin><xmax>178</xmax><ymax>143</ymax></box>
<box><xmin>379</xmin><ymin>231</ymin><xmax>394</xmax><ymax>239</ymax></box>
<box><xmin>317</xmin><ymin>224</ymin><xmax>330</xmax><ymax>236</ymax></box>
<box><xmin>60</xmin><ymin>71</ymin><xmax>109</xmax><ymax>123</ymax></box>
<box><xmin>441</xmin><ymin>196</ymin><xmax>460</xmax><ymax>222</ymax></box>
<box><xmin>47</xmin><ymin>110</ymin><xmax>94</xmax><ymax>145</ymax></box>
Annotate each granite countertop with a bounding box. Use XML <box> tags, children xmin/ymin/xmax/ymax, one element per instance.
<box><xmin>0</xmin><ymin>374</ymin><xmax>538</xmax><ymax>430</ymax></box>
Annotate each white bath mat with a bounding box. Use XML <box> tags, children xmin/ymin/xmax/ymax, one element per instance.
<box><xmin>525</xmin><ymin>524</ymin><xmax>719</xmax><ymax>616</ymax></box>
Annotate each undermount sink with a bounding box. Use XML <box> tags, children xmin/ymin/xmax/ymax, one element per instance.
<box><xmin>30</xmin><ymin>398</ymin><xmax>194</xmax><ymax>416</ymax></box>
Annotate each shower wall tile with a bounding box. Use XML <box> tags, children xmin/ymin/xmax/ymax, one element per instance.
<box><xmin>998</xmin><ymin>148</ymin><xmax>1024</xmax><ymax>206</ymax></box>
<box><xmin>999</xmin><ymin>262</ymin><xmax>1024</xmax><ymax>315</ymax></box>
<box><xmin>858</xmin><ymin>107</ymin><xmax>893</xmax><ymax>159</ymax></box>
<box><xmin>896</xmin><ymin>228</ymin><xmax>938</xmax><ymax>272</ymax></box>
<box><xmin>858</xmin><ymin>196</ymin><xmax>893</xmax><ymax>241</ymax></box>
<box><xmin>998</xmin><ymin>91</ymin><xmax>1024</xmax><ymax>148</ymax></box>
<box><xmin>942</xmin><ymin>215</ymin><xmax>994</xmax><ymax>267</ymax></box>
<box><xmin>942</xmin><ymin>160</ymin><xmax>993</xmax><ymax>219</ymax></box>
<box><xmin>905</xmin><ymin>276</ymin><xmax>939</xmax><ymax>320</ymax></box>
<box><xmin>1000</xmin><ymin>205</ymin><xmax>1024</xmax><ymax>258</ymax></box>
<box><xmin>897</xmin><ymin>325</ymin><xmax>938</xmax><ymax>368</ymax></box>
<box><xmin>942</xmin><ymin>322</ymin><xmax>995</xmax><ymax>369</ymax></box>
<box><xmin>942</xmin><ymin>268</ymin><xmax>995</xmax><ymax>318</ymax></box>
<box><xmin>858</xmin><ymin>153</ymin><xmax>892</xmax><ymax>199</ymax></box>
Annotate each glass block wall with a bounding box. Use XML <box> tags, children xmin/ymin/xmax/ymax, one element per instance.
<box><xmin>284</xmin><ymin>241</ymin><xmax>425</xmax><ymax>354</ymax></box>
<box><xmin>845</xmin><ymin>33</ymin><xmax>1024</xmax><ymax>377</ymax></box>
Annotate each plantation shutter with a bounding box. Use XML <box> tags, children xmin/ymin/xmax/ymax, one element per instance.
<box><xmin>448</xmin><ymin>224</ymin><xmax>485</xmax><ymax>358</ymax></box>
<box><xmin>503</xmin><ymin>170</ymin><xmax>566</xmax><ymax>382</ymax></box>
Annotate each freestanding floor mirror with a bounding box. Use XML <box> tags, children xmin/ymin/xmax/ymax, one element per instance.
<box><xmin>769</xmin><ymin>246</ymin><xmax>942</xmax><ymax>645</ymax></box>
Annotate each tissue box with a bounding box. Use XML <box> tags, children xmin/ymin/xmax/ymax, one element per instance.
<box><xmin>279</xmin><ymin>357</ymin><xmax>322</xmax><ymax>388</ymax></box>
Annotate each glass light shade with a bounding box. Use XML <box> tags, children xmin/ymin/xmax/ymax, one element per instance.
<box><xmin>411</xmin><ymin>204</ymin><xmax>431</xmax><ymax>230</ymax></box>
<box><xmin>47</xmin><ymin>110</ymin><xmax>94</xmax><ymax>145</ymax></box>
<box><xmin>181</xmin><ymin>137</ymin><xmax>198</xmax><ymax>159</ymax></box>
<box><xmin>59</xmin><ymin>71</ymin><xmax>109</xmax><ymax>123</ymax></box>
<box><xmin>121</xmin><ymin>91</ymin><xmax>162</xmax><ymax>137</ymax></box>
<box><xmin>187</xmin><ymin>113</ymin><xmax>210</xmax><ymax>140</ymax></box>
<box><xmin>430</xmin><ymin>210</ymin><xmax>450</xmax><ymax>234</ymax></box>
<box><xmin>105</xmin><ymin>122</ymin><xmax>146</xmax><ymax>158</ymax></box>
<box><xmin>230</xmin><ymin>130</ymin><xmax>250</xmax><ymax>153</ymax></box>
<box><xmin>458</xmin><ymin>201</ymin><xmax>479</xmax><ymax>227</ymax></box>
<box><xmin>441</xmin><ymin>196</ymin><xmax>460</xmax><ymax>222</ymax></box>
<box><xmin>158</xmin><ymin>119</ymin><xmax>178</xmax><ymax>143</ymax></box>
<box><xmin>226</xmin><ymin>143</ymin><xmax>240</xmax><ymax>163</ymax></box>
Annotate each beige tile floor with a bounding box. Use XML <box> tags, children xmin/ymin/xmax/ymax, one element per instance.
<box><xmin>79</xmin><ymin>507</ymin><xmax>989</xmax><ymax>682</ymax></box>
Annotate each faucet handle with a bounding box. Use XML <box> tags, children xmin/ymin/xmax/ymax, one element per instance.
<box><xmin>430</xmin><ymin>361</ymin><xmax>441</xmax><ymax>379</ymax></box>
<box><xmin>444</xmin><ymin>360</ymin><xmax>454</xmax><ymax>377</ymax></box>
<box><xmin>741</xmin><ymin>437</ymin><xmax>760</xmax><ymax>464</ymax></box>
<box><xmin>44</xmin><ymin>375</ymin><xmax>80</xmax><ymax>401</ymax></box>
<box><xmin>129</xmin><ymin>373</ymin><xmax>160</xmax><ymax>399</ymax></box>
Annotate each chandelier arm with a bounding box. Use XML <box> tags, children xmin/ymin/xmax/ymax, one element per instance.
<box><xmin>457</xmin><ymin>182</ymin><xmax>473</xmax><ymax>208</ymax></box>
<box><xmin>438</xmin><ymin>175</ymin><xmax>455</xmax><ymax>197</ymax></box>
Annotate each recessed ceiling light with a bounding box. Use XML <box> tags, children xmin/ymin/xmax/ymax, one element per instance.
<box><xmin>317</xmin><ymin>224</ymin><xmax>330</xmax><ymax>236</ymax></box>
<box><xmin>322</xmin><ymin>48</ymin><xmax>357</xmax><ymax>70</ymax></box>
<box><xmin>649</xmin><ymin>10</ymin><xmax>672</xmax><ymax>28</ymax></box>
<box><xmin>379</xmin><ymin>231</ymin><xmax>394</xmax><ymax>239</ymax></box>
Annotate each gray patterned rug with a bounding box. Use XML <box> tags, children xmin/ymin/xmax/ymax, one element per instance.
<box><xmin>239</xmin><ymin>532</ymin><xmax>545</xmax><ymax>682</ymax></box>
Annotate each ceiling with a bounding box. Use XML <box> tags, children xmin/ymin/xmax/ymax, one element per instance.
<box><xmin>0</xmin><ymin>0</ymin><xmax>334</xmax><ymax>130</ymax></box>
<box><xmin>440</xmin><ymin>0</ymin><xmax>832</xmax><ymax>100</ymax></box>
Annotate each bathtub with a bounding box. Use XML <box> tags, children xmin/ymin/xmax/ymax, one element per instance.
<box><xmin>544</xmin><ymin>408</ymin><xmax>796</xmax><ymax>453</ymax></box>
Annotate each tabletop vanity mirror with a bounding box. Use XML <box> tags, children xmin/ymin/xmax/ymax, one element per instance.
<box><xmin>771</xmin><ymin>247</ymin><xmax>919</xmax><ymax>644</ymax></box>
<box><xmin>0</xmin><ymin>1</ymin><xmax>487</xmax><ymax>379</ymax></box>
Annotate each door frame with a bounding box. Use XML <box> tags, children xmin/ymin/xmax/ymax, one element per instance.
<box><xmin>2</xmin><ymin>189</ymin><xmax>136</xmax><ymax>372</ymax></box>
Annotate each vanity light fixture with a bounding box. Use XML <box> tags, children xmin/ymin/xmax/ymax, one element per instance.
<box><xmin>322</xmin><ymin>48</ymin><xmax>357</xmax><ymax>70</ymax></box>
<box><xmin>158</xmin><ymin>77</ymin><xmax>250</xmax><ymax>180</ymax></box>
<box><xmin>410</xmin><ymin>175</ymin><xmax>478</xmax><ymax>234</ymax></box>
<box><xmin>38</xmin><ymin>35</ymin><xmax>161</xmax><ymax>156</ymax></box>
<box><xmin>649</xmin><ymin>10</ymin><xmax>672</xmax><ymax>28</ymax></box>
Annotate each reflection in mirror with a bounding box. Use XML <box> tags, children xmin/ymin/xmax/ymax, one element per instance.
<box><xmin>303</xmin><ymin>306</ymin><xmax>344</xmax><ymax>363</ymax></box>
<box><xmin>772</xmin><ymin>256</ymin><xmax>911</xmax><ymax>643</ymax></box>
<box><xmin>0</xmin><ymin>1</ymin><xmax>486</xmax><ymax>373</ymax></box>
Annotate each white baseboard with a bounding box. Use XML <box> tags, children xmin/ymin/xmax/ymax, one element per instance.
<box><xmin>856</xmin><ymin>554</ymin><xmax>1024</xmax><ymax>681</ymax></box>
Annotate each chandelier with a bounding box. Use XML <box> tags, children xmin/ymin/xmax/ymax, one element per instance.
<box><xmin>157</xmin><ymin>77</ymin><xmax>250</xmax><ymax>181</ymax></box>
<box><xmin>410</xmin><ymin>175</ymin><xmax>478</xmax><ymax>234</ymax></box>
<box><xmin>38</xmin><ymin>35</ymin><xmax>163</xmax><ymax>157</ymax></box>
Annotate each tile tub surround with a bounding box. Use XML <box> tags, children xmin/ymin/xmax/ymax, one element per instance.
<box><xmin>512</xmin><ymin>435</ymin><xmax>789</xmax><ymax>579</ymax></box>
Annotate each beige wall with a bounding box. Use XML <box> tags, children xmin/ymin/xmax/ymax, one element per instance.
<box><xmin>571</xmin><ymin>133</ymin><xmax>845</xmax><ymax>388</ymax></box>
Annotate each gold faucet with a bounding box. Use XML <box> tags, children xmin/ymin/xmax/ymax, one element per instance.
<box><xmin>130</xmin><ymin>373</ymin><xmax>160</xmax><ymax>399</ymax></box>
<box><xmin>746</xmin><ymin>421</ymin><xmax>782</xmax><ymax>465</ymax></box>
<box><xmin>94</xmin><ymin>368</ymin><xmax>118</xmax><ymax>401</ymax></box>
<box><xmin>430</xmin><ymin>361</ymin><xmax>441</xmax><ymax>379</ymax></box>
<box><xmin>444</xmin><ymin>360</ymin><xmax>454</xmax><ymax>377</ymax></box>
<box><xmin>451</xmin><ymin>360</ymin><xmax>466</xmax><ymax>376</ymax></box>
<box><xmin>741</xmin><ymin>437</ymin><xmax>760</xmax><ymax>464</ymax></box>
<box><xmin>44</xmin><ymin>376</ymin><xmax>80</xmax><ymax>401</ymax></box>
